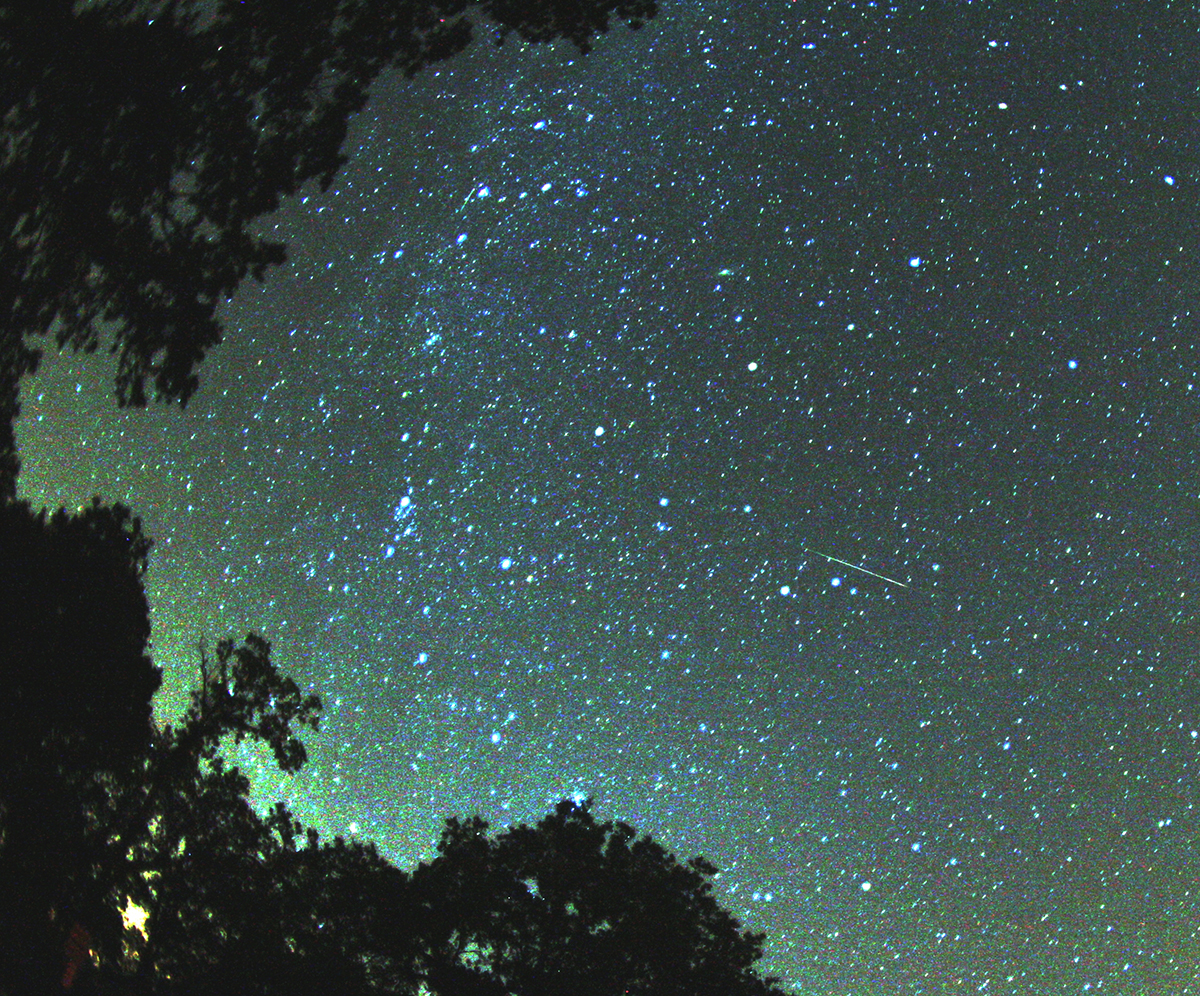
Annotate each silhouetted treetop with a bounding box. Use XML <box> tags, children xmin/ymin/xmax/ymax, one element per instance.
<box><xmin>411</xmin><ymin>800</ymin><xmax>791</xmax><ymax>996</ymax></box>
<box><xmin>0</xmin><ymin>545</ymin><xmax>794</xmax><ymax>995</ymax></box>
<box><xmin>184</xmin><ymin>633</ymin><xmax>323</xmax><ymax>772</ymax></box>
<box><xmin>0</xmin><ymin>0</ymin><xmax>657</xmax><ymax>418</ymax></box>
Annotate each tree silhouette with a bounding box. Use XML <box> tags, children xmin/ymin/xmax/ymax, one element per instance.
<box><xmin>0</xmin><ymin>0</ymin><xmax>657</xmax><ymax>496</ymax></box>
<box><xmin>82</xmin><ymin>633</ymin><xmax>329</xmax><ymax>994</ymax></box>
<box><xmin>115</xmin><ymin>796</ymin><xmax>792</xmax><ymax>996</ymax></box>
<box><xmin>410</xmin><ymin>800</ymin><xmax>792</xmax><ymax>996</ymax></box>
<box><xmin>0</xmin><ymin>550</ymin><xmax>329</xmax><ymax>996</ymax></box>
<box><xmin>0</xmin><ymin>498</ymin><xmax>159</xmax><ymax>993</ymax></box>
<box><xmin>0</xmin><ymin>521</ymin><xmax>793</xmax><ymax>994</ymax></box>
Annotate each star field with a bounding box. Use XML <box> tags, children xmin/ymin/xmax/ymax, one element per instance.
<box><xmin>16</xmin><ymin>2</ymin><xmax>1200</xmax><ymax>992</ymax></box>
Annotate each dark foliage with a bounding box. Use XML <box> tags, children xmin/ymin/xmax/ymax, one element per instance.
<box><xmin>0</xmin><ymin>491</ymin><xmax>328</xmax><ymax>995</ymax></box>
<box><xmin>0</xmin><ymin>498</ymin><xmax>158</xmax><ymax>994</ymax></box>
<box><xmin>115</xmin><ymin>795</ymin><xmax>791</xmax><ymax>996</ymax></box>
<box><xmin>0</xmin><ymin>0</ymin><xmax>656</xmax><ymax>495</ymax></box>
<box><xmin>410</xmin><ymin>801</ymin><xmax>792</xmax><ymax>996</ymax></box>
<box><xmin>0</xmin><ymin>498</ymin><xmax>158</xmax><ymax>771</ymax></box>
<box><xmin>87</xmin><ymin>633</ymin><xmax>328</xmax><ymax>995</ymax></box>
<box><xmin>0</xmin><ymin>500</ymin><xmax>788</xmax><ymax>995</ymax></box>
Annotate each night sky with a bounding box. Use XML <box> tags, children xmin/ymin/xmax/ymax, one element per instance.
<box><xmin>15</xmin><ymin>2</ymin><xmax>1200</xmax><ymax>991</ymax></box>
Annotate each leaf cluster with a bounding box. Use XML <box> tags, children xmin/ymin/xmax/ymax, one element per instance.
<box><xmin>185</xmin><ymin>634</ymin><xmax>323</xmax><ymax>773</ymax></box>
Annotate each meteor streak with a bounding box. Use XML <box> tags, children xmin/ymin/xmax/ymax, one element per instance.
<box><xmin>807</xmin><ymin>549</ymin><xmax>910</xmax><ymax>589</ymax></box>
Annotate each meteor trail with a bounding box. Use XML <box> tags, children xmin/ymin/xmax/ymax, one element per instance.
<box><xmin>807</xmin><ymin>549</ymin><xmax>910</xmax><ymax>589</ymax></box>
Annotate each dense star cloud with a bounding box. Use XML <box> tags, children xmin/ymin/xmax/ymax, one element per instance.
<box><xmin>16</xmin><ymin>2</ymin><xmax>1200</xmax><ymax>992</ymax></box>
